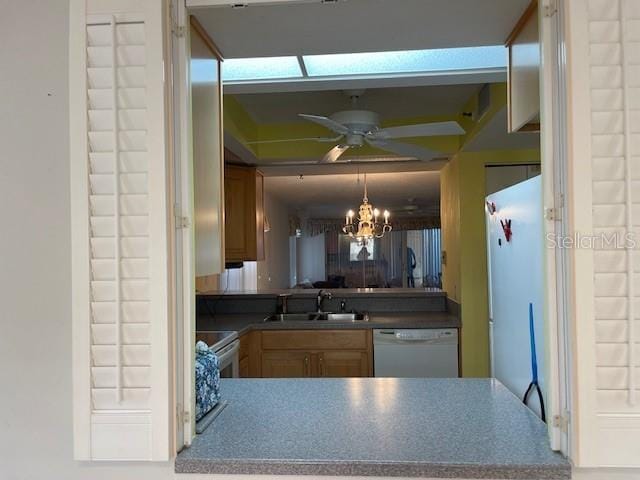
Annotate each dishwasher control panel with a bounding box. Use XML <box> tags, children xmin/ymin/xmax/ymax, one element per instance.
<box><xmin>375</xmin><ymin>328</ymin><xmax>458</xmax><ymax>342</ymax></box>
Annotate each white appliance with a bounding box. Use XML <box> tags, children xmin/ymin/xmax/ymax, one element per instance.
<box><xmin>216</xmin><ymin>338</ymin><xmax>240</xmax><ymax>378</ymax></box>
<box><xmin>196</xmin><ymin>330</ymin><xmax>240</xmax><ymax>378</ymax></box>
<box><xmin>486</xmin><ymin>176</ymin><xmax>545</xmax><ymax>418</ymax></box>
<box><xmin>373</xmin><ymin>329</ymin><xmax>459</xmax><ymax>377</ymax></box>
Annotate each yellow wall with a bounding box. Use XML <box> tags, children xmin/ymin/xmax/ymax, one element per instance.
<box><xmin>440</xmin><ymin>156</ymin><xmax>461</xmax><ymax>302</ymax></box>
<box><xmin>441</xmin><ymin>149</ymin><xmax>541</xmax><ymax>377</ymax></box>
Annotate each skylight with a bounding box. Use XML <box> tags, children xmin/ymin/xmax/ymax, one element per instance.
<box><xmin>222</xmin><ymin>56</ymin><xmax>302</xmax><ymax>82</ymax></box>
<box><xmin>219</xmin><ymin>46</ymin><xmax>506</xmax><ymax>84</ymax></box>
<box><xmin>302</xmin><ymin>46</ymin><xmax>507</xmax><ymax>77</ymax></box>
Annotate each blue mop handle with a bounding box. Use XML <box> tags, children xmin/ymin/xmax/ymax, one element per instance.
<box><xmin>529</xmin><ymin>302</ymin><xmax>538</xmax><ymax>384</ymax></box>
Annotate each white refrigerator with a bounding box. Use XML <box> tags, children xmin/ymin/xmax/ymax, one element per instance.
<box><xmin>486</xmin><ymin>175</ymin><xmax>545</xmax><ymax>419</ymax></box>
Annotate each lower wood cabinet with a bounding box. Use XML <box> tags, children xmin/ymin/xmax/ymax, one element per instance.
<box><xmin>262</xmin><ymin>350</ymin><xmax>312</xmax><ymax>377</ymax></box>
<box><xmin>259</xmin><ymin>330</ymin><xmax>372</xmax><ymax>378</ymax></box>
<box><xmin>239</xmin><ymin>355</ymin><xmax>250</xmax><ymax>378</ymax></box>
<box><xmin>318</xmin><ymin>350</ymin><xmax>369</xmax><ymax>378</ymax></box>
<box><xmin>238</xmin><ymin>331</ymin><xmax>260</xmax><ymax>378</ymax></box>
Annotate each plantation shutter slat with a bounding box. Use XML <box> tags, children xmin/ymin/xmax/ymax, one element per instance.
<box><xmin>71</xmin><ymin>0</ymin><xmax>170</xmax><ymax>461</ymax></box>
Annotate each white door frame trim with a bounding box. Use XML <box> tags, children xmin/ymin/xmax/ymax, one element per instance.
<box><xmin>539</xmin><ymin>0</ymin><xmax>572</xmax><ymax>455</ymax></box>
<box><xmin>170</xmin><ymin>0</ymin><xmax>196</xmax><ymax>448</ymax></box>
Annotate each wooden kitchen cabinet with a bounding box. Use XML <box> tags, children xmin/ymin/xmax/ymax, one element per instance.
<box><xmin>262</xmin><ymin>351</ymin><xmax>312</xmax><ymax>377</ymax></box>
<box><xmin>238</xmin><ymin>331</ymin><xmax>260</xmax><ymax>378</ymax></box>
<box><xmin>239</xmin><ymin>356</ymin><xmax>250</xmax><ymax>378</ymax></box>
<box><xmin>259</xmin><ymin>330</ymin><xmax>372</xmax><ymax>378</ymax></box>
<box><xmin>224</xmin><ymin>157</ymin><xmax>265</xmax><ymax>262</ymax></box>
<box><xmin>318</xmin><ymin>351</ymin><xmax>370</xmax><ymax>378</ymax></box>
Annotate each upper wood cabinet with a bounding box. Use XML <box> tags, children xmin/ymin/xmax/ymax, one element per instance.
<box><xmin>224</xmin><ymin>155</ymin><xmax>265</xmax><ymax>263</ymax></box>
<box><xmin>506</xmin><ymin>0</ymin><xmax>540</xmax><ymax>132</ymax></box>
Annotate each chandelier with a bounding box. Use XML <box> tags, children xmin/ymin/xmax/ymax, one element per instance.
<box><xmin>343</xmin><ymin>173</ymin><xmax>392</xmax><ymax>244</ymax></box>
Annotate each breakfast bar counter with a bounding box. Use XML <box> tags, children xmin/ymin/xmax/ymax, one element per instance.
<box><xmin>175</xmin><ymin>378</ymin><xmax>570</xmax><ymax>479</ymax></box>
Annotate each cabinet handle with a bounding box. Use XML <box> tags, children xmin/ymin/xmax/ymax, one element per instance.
<box><xmin>304</xmin><ymin>355</ymin><xmax>309</xmax><ymax>377</ymax></box>
<box><xmin>319</xmin><ymin>354</ymin><xmax>324</xmax><ymax>377</ymax></box>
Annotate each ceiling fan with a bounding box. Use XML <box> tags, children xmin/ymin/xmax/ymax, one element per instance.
<box><xmin>247</xmin><ymin>97</ymin><xmax>465</xmax><ymax>163</ymax></box>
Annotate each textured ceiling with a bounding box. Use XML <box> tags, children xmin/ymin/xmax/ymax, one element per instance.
<box><xmin>232</xmin><ymin>84</ymin><xmax>482</xmax><ymax>124</ymax></box>
<box><xmin>265</xmin><ymin>171</ymin><xmax>440</xmax><ymax>218</ymax></box>
<box><xmin>193</xmin><ymin>0</ymin><xmax>531</xmax><ymax>58</ymax></box>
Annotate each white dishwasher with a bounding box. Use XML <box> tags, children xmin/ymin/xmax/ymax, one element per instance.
<box><xmin>373</xmin><ymin>329</ymin><xmax>459</xmax><ymax>377</ymax></box>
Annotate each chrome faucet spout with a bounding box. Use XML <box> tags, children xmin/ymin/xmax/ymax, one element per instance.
<box><xmin>317</xmin><ymin>290</ymin><xmax>333</xmax><ymax>313</ymax></box>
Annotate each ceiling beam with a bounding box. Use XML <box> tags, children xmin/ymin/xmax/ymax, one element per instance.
<box><xmin>258</xmin><ymin>159</ymin><xmax>447</xmax><ymax>177</ymax></box>
<box><xmin>187</xmin><ymin>0</ymin><xmax>315</xmax><ymax>8</ymax></box>
<box><xmin>223</xmin><ymin>68</ymin><xmax>506</xmax><ymax>94</ymax></box>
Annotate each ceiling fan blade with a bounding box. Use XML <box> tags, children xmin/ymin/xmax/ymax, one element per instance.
<box><xmin>366</xmin><ymin>138</ymin><xmax>438</xmax><ymax>161</ymax></box>
<box><xmin>321</xmin><ymin>145</ymin><xmax>349</xmax><ymax>163</ymax></box>
<box><xmin>373</xmin><ymin>121</ymin><xmax>465</xmax><ymax>139</ymax></box>
<box><xmin>299</xmin><ymin>114</ymin><xmax>350</xmax><ymax>135</ymax></box>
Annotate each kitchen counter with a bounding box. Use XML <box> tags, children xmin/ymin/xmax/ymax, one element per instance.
<box><xmin>198</xmin><ymin>311</ymin><xmax>461</xmax><ymax>336</ymax></box>
<box><xmin>175</xmin><ymin>378</ymin><xmax>570</xmax><ymax>479</ymax></box>
<box><xmin>197</xmin><ymin>287</ymin><xmax>446</xmax><ymax>298</ymax></box>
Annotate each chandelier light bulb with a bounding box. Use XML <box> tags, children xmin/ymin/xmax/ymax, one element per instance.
<box><xmin>342</xmin><ymin>174</ymin><xmax>392</xmax><ymax>242</ymax></box>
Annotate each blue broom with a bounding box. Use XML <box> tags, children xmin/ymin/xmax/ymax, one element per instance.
<box><xmin>522</xmin><ymin>302</ymin><xmax>546</xmax><ymax>422</ymax></box>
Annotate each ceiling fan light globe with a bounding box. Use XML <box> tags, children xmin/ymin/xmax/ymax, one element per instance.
<box><xmin>330</xmin><ymin>110</ymin><xmax>380</xmax><ymax>130</ymax></box>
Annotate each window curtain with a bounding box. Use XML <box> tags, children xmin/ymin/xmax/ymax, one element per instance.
<box><xmin>423</xmin><ymin>228</ymin><xmax>442</xmax><ymax>287</ymax></box>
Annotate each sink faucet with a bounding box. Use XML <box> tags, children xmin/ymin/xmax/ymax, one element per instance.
<box><xmin>317</xmin><ymin>290</ymin><xmax>332</xmax><ymax>313</ymax></box>
<box><xmin>277</xmin><ymin>294</ymin><xmax>290</xmax><ymax>314</ymax></box>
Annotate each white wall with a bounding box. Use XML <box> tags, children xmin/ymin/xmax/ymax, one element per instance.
<box><xmin>257</xmin><ymin>190</ymin><xmax>291</xmax><ymax>289</ymax></box>
<box><xmin>0</xmin><ymin>2</ymin><xmax>172</xmax><ymax>478</ymax></box>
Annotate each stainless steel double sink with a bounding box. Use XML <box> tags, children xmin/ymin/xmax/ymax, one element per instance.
<box><xmin>263</xmin><ymin>312</ymin><xmax>368</xmax><ymax>323</ymax></box>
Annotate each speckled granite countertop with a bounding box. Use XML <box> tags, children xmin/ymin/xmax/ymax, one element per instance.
<box><xmin>197</xmin><ymin>311</ymin><xmax>461</xmax><ymax>336</ymax></box>
<box><xmin>175</xmin><ymin>378</ymin><xmax>570</xmax><ymax>478</ymax></box>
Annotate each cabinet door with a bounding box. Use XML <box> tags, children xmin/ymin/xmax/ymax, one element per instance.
<box><xmin>254</xmin><ymin>171</ymin><xmax>265</xmax><ymax>260</ymax></box>
<box><xmin>318</xmin><ymin>351</ymin><xmax>370</xmax><ymax>377</ymax></box>
<box><xmin>239</xmin><ymin>356</ymin><xmax>250</xmax><ymax>378</ymax></box>
<box><xmin>262</xmin><ymin>351</ymin><xmax>311</xmax><ymax>378</ymax></box>
<box><xmin>224</xmin><ymin>165</ymin><xmax>251</xmax><ymax>261</ymax></box>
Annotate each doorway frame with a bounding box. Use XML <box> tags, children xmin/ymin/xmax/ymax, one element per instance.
<box><xmin>538</xmin><ymin>0</ymin><xmax>572</xmax><ymax>455</ymax></box>
<box><xmin>171</xmin><ymin>0</ymin><xmax>574</xmax><ymax>456</ymax></box>
<box><xmin>170</xmin><ymin>0</ymin><xmax>196</xmax><ymax>448</ymax></box>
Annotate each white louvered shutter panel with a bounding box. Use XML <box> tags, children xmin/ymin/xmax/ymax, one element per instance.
<box><xmin>569</xmin><ymin>0</ymin><xmax>640</xmax><ymax>467</ymax></box>
<box><xmin>70</xmin><ymin>0</ymin><xmax>170</xmax><ymax>461</ymax></box>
